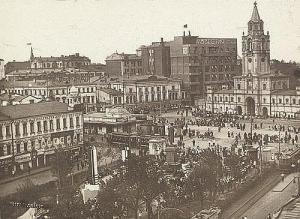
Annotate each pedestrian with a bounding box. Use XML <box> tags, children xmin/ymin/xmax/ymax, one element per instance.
<box><xmin>28</xmin><ymin>166</ymin><xmax>31</xmax><ymax>175</ymax></box>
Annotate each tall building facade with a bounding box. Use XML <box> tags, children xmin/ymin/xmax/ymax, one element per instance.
<box><xmin>170</xmin><ymin>31</ymin><xmax>238</xmax><ymax>103</ymax></box>
<box><xmin>0</xmin><ymin>101</ymin><xmax>83</xmax><ymax>177</ymax></box>
<box><xmin>139</xmin><ymin>38</ymin><xmax>171</xmax><ymax>77</ymax></box>
<box><xmin>105</xmin><ymin>53</ymin><xmax>142</xmax><ymax>77</ymax></box>
<box><xmin>206</xmin><ymin>2</ymin><xmax>300</xmax><ymax>118</ymax></box>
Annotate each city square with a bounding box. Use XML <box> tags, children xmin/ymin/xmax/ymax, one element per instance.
<box><xmin>0</xmin><ymin>0</ymin><xmax>300</xmax><ymax>219</ymax></box>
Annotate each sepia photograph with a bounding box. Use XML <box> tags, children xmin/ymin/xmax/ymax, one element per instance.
<box><xmin>0</xmin><ymin>0</ymin><xmax>300</xmax><ymax>218</ymax></box>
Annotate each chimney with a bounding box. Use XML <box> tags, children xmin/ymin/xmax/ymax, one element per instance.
<box><xmin>160</xmin><ymin>37</ymin><xmax>164</xmax><ymax>43</ymax></box>
<box><xmin>183</xmin><ymin>31</ymin><xmax>185</xmax><ymax>36</ymax></box>
<box><xmin>188</xmin><ymin>31</ymin><xmax>191</xmax><ymax>36</ymax></box>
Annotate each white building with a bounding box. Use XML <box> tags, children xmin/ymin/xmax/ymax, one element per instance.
<box><xmin>206</xmin><ymin>2</ymin><xmax>300</xmax><ymax>118</ymax></box>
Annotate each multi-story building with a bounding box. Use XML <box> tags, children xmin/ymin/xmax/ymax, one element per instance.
<box><xmin>97</xmin><ymin>88</ymin><xmax>124</xmax><ymax>106</ymax></box>
<box><xmin>138</xmin><ymin>38</ymin><xmax>171</xmax><ymax>77</ymax></box>
<box><xmin>4</xmin><ymin>61</ymin><xmax>31</xmax><ymax>74</ymax></box>
<box><xmin>105</xmin><ymin>52</ymin><xmax>142</xmax><ymax>77</ymax></box>
<box><xmin>0</xmin><ymin>101</ymin><xmax>83</xmax><ymax>177</ymax></box>
<box><xmin>30</xmin><ymin>52</ymin><xmax>91</xmax><ymax>69</ymax></box>
<box><xmin>109</xmin><ymin>75</ymin><xmax>184</xmax><ymax>112</ymax></box>
<box><xmin>0</xmin><ymin>93</ymin><xmax>41</xmax><ymax>106</ymax></box>
<box><xmin>206</xmin><ymin>2</ymin><xmax>300</xmax><ymax>118</ymax></box>
<box><xmin>170</xmin><ymin>31</ymin><xmax>238</xmax><ymax>103</ymax></box>
<box><xmin>0</xmin><ymin>80</ymin><xmax>97</xmax><ymax>111</ymax></box>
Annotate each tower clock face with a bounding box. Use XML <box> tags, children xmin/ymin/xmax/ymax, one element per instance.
<box><xmin>248</xmin><ymin>58</ymin><xmax>252</xmax><ymax>63</ymax></box>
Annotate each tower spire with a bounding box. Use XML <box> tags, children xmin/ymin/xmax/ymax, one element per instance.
<box><xmin>30</xmin><ymin>46</ymin><xmax>34</xmax><ymax>61</ymax></box>
<box><xmin>251</xmin><ymin>1</ymin><xmax>260</xmax><ymax>21</ymax></box>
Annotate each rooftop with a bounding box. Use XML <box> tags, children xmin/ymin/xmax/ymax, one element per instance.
<box><xmin>0</xmin><ymin>101</ymin><xmax>69</xmax><ymax>120</ymax></box>
<box><xmin>99</xmin><ymin>88</ymin><xmax>123</xmax><ymax>96</ymax></box>
<box><xmin>110</xmin><ymin>75</ymin><xmax>182</xmax><ymax>84</ymax></box>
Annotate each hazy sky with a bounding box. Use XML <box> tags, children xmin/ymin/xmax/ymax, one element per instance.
<box><xmin>0</xmin><ymin>0</ymin><xmax>299</xmax><ymax>63</ymax></box>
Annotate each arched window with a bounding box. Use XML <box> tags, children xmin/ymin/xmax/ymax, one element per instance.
<box><xmin>247</xmin><ymin>38</ymin><xmax>252</xmax><ymax>51</ymax></box>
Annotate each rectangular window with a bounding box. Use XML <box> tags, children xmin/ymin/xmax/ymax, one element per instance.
<box><xmin>6</xmin><ymin>126</ymin><xmax>11</xmax><ymax>137</ymax></box>
<box><xmin>56</xmin><ymin>118</ymin><xmax>60</xmax><ymax>130</ymax></box>
<box><xmin>50</xmin><ymin>120</ymin><xmax>53</xmax><ymax>131</ymax></box>
<box><xmin>63</xmin><ymin>118</ymin><xmax>67</xmax><ymax>129</ymax></box>
<box><xmin>24</xmin><ymin>142</ymin><xmax>28</xmax><ymax>152</ymax></box>
<box><xmin>15</xmin><ymin>123</ymin><xmax>20</xmax><ymax>136</ymax></box>
<box><xmin>37</xmin><ymin>121</ymin><xmax>41</xmax><ymax>133</ymax></box>
<box><xmin>70</xmin><ymin>117</ymin><xmax>74</xmax><ymax>128</ymax></box>
<box><xmin>43</xmin><ymin>121</ymin><xmax>48</xmax><ymax>132</ymax></box>
<box><xmin>30</xmin><ymin>122</ymin><xmax>34</xmax><ymax>134</ymax></box>
<box><xmin>16</xmin><ymin>143</ymin><xmax>20</xmax><ymax>153</ymax></box>
<box><xmin>76</xmin><ymin>116</ymin><xmax>80</xmax><ymax>127</ymax></box>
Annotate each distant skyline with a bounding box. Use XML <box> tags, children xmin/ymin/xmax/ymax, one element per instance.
<box><xmin>0</xmin><ymin>0</ymin><xmax>299</xmax><ymax>64</ymax></box>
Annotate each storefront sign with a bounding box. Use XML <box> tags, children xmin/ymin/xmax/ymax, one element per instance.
<box><xmin>44</xmin><ymin>150</ymin><xmax>55</xmax><ymax>155</ymax></box>
<box><xmin>0</xmin><ymin>156</ymin><xmax>13</xmax><ymax>167</ymax></box>
<box><xmin>15</xmin><ymin>153</ymin><xmax>31</xmax><ymax>163</ymax></box>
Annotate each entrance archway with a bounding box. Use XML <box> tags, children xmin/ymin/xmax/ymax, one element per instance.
<box><xmin>262</xmin><ymin>107</ymin><xmax>268</xmax><ymax>117</ymax></box>
<box><xmin>236</xmin><ymin>106</ymin><xmax>242</xmax><ymax>115</ymax></box>
<box><xmin>246</xmin><ymin>97</ymin><xmax>255</xmax><ymax>115</ymax></box>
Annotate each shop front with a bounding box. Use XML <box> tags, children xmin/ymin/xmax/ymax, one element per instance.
<box><xmin>0</xmin><ymin>155</ymin><xmax>13</xmax><ymax>177</ymax></box>
<box><xmin>15</xmin><ymin>153</ymin><xmax>31</xmax><ymax>173</ymax></box>
<box><xmin>44</xmin><ymin>149</ymin><xmax>56</xmax><ymax>165</ymax></box>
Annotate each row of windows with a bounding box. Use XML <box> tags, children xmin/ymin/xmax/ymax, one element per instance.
<box><xmin>138</xmin><ymin>86</ymin><xmax>167</xmax><ymax>93</ymax></box>
<box><xmin>205</xmin><ymin>65</ymin><xmax>235</xmax><ymax>72</ymax></box>
<box><xmin>272</xmin><ymin>98</ymin><xmax>300</xmax><ymax>105</ymax></box>
<box><xmin>0</xmin><ymin>134</ymin><xmax>81</xmax><ymax>156</ymax></box>
<box><xmin>124</xmin><ymin>61</ymin><xmax>142</xmax><ymax>66</ymax></box>
<box><xmin>211</xmin><ymin>95</ymin><xmax>300</xmax><ymax>105</ymax></box>
<box><xmin>11</xmin><ymin>86</ymin><xmax>95</xmax><ymax>97</ymax></box>
<box><xmin>0</xmin><ymin>116</ymin><xmax>80</xmax><ymax>139</ymax></box>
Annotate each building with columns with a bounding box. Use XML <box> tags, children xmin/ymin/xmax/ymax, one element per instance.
<box><xmin>109</xmin><ymin>75</ymin><xmax>185</xmax><ymax>112</ymax></box>
<box><xmin>0</xmin><ymin>101</ymin><xmax>83</xmax><ymax>177</ymax></box>
<box><xmin>205</xmin><ymin>2</ymin><xmax>300</xmax><ymax>118</ymax></box>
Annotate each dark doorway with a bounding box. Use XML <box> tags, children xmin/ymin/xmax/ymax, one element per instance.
<box><xmin>246</xmin><ymin>97</ymin><xmax>255</xmax><ymax>115</ymax></box>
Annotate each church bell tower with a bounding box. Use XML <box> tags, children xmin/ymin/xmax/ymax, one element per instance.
<box><xmin>242</xmin><ymin>2</ymin><xmax>270</xmax><ymax>76</ymax></box>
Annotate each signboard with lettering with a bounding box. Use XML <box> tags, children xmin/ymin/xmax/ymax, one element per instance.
<box><xmin>15</xmin><ymin>153</ymin><xmax>31</xmax><ymax>163</ymax></box>
<box><xmin>196</xmin><ymin>38</ymin><xmax>236</xmax><ymax>45</ymax></box>
<box><xmin>0</xmin><ymin>157</ymin><xmax>13</xmax><ymax>167</ymax></box>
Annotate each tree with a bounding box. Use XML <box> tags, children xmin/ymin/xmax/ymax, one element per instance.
<box><xmin>97</xmin><ymin>187</ymin><xmax>124</xmax><ymax>219</ymax></box>
<box><xmin>49</xmin><ymin>187</ymin><xmax>86</xmax><ymax>219</ymax></box>
<box><xmin>52</xmin><ymin>148</ymin><xmax>73</xmax><ymax>188</ymax></box>
<box><xmin>114</xmin><ymin>155</ymin><xmax>166</xmax><ymax>219</ymax></box>
<box><xmin>224</xmin><ymin>153</ymin><xmax>242</xmax><ymax>181</ymax></box>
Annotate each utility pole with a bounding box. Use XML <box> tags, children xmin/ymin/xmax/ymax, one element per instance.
<box><xmin>259</xmin><ymin>140</ymin><xmax>262</xmax><ymax>176</ymax></box>
<box><xmin>278</xmin><ymin>125</ymin><xmax>281</xmax><ymax>166</ymax></box>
